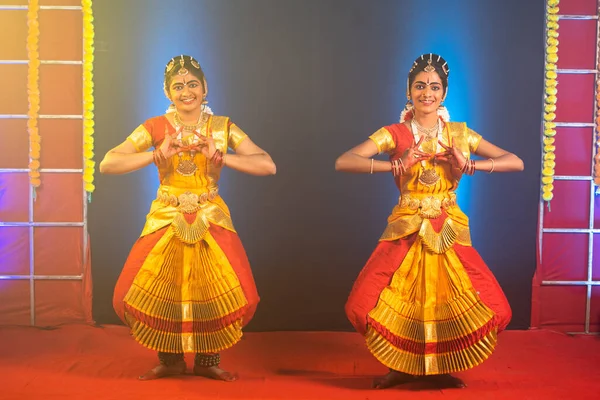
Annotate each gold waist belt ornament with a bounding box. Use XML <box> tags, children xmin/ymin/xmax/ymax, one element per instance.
<box><xmin>157</xmin><ymin>188</ymin><xmax>219</xmax><ymax>214</ymax></box>
<box><xmin>399</xmin><ymin>192</ymin><xmax>457</xmax><ymax>219</ymax></box>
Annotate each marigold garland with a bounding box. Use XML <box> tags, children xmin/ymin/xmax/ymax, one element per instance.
<box><xmin>542</xmin><ymin>0</ymin><xmax>560</xmax><ymax>203</ymax></box>
<box><xmin>82</xmin><ymin>0</ymin><xmax>95</xmax><ymax>200</ymax></box>
<box><xmin>27</xmin><ymin>0</ymin><xmax>41</xmax><ymax>193</ymax></box>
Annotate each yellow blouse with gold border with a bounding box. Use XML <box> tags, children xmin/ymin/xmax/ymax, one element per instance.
<box><xmin>125</xmin><ymin>114</ymin><xmax>248</xmax><ymax>241</ymax></box>
<box><xmin>368</xmin><ymin>122</ymin><xmax>482</xmax><ymax>254</ymax></box>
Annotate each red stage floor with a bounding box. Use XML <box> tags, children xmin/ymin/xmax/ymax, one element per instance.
<box><xmin>0</xmin><ymin>325</ymin><xmax>598</xmax><ymax>400</ymax></box>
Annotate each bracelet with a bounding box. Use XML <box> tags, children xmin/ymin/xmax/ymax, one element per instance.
<box><xmin>488</xmin><ymin>158</ymin><xmax>495</xmax><ymax>174</ymax></box>
<box><xmin>460</xmin><ymin>159</ymin><xmax>469</xmax><ymax>174</ymax></box>
<box><xmin>398</xmin><ymin>158</ymin><xmax>406</xmax><ymax>174</ymax></box>
<box><xmin>369</xmin><ymin>158</ymin><xmax>374</xmax><ymax>174</ymax></box>
<box><xmin>210</xmin><ymin>150</ymin><xmax>224</xmax><ymax>167</ymax></box>
<box><xmin>391</xmin><ymin>159</ymin><xmax>403</xmax><ymax>178</ymax></box>
<box><xmin>461</xmin><ymin>158</ymin><xmax>476</xmax><ymax>176</ymax></box>
<box><xmin>153</xmin><ymin>148</ymin><xmax>166</xmax><ymax>166</ymax></box>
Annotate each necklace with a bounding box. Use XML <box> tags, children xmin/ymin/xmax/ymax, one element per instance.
<box><xmin>172</xmin><ymin>112</ymin><xmax>207</xmax><ymax>177</ymax></box>
<box><xmin>174</xmin><ymin>112</ymin><xmax>202</xmax><ymax>132</ymax></box>
<box><xmin>410</xmin><ymin>118</ymin><xmax>443</xmax><ymax>187</ymax></box>
<box><xmin>176</xmin><ymin>157</ymin><xmax>198</xmax><ymax>176</ymax></box>
<box><xmin>412</xmin><ymin>118</ymin><xmax>440</xmax><ymax>140</ymax></box>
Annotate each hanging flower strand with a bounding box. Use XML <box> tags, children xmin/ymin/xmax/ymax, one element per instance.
<box><xmin>542</xmin><ymin>0</ymin><xmax>560</xmax><ymax>205</ymax></box>
<box><xmin>27</xmin><ymin>0</ymin><xmax>41</xmax><ymax>196</ymax></box>
<box><xmin>82</xmin><ymin>0</ymin><xmax>95</xmax><ymax>201</ymax></box>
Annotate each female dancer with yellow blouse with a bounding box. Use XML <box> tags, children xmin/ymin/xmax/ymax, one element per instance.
<box><xmin>100</xmin><ymin>55</ymin><xmax>275</xmax><ymax>381</ymax></box>
<box><xmin>336</xmin><ymin>53</ymin><xmax>523</xmax><ymax>389</ymax></box>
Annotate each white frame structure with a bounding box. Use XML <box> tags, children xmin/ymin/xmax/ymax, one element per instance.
<box><xmin>538</xmin><ymin>10</ymin><xmax>600</xmax><ymax>335</ymax></box>
<box><xmin>0</xmin><ymin>4</ymin><xmax>87</xmax><ymax>326</ymax></box>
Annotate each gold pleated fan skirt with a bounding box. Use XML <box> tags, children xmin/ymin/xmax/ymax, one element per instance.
<box><xmin>365</xmin><ymin>237</ymin><xmax>498</xmax><ymax>375</ymax></box>
<box><xmin>123</xmin><ymin>227</ymin><xmax>249</xmax><ymax>353</ymax></box>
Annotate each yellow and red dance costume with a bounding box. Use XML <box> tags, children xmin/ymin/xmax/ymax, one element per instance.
<box><xmin>113</xmin><ymin>114</ymin><xmax>259</xmax><ymax>354</ymax></box>
<box><xmin>345</xmin><ymin>122</ymin><xmax>511</xmax><ymax>375</ymax></box>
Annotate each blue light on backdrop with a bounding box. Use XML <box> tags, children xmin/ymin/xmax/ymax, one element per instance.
<box><xmin>89</xmin><ymin>0</ymin><xmax>542</xmax><ymax>330</ymax></box>
<box><xmin>131</xmin><ymin>1</ymin><xmax>227</xmax><ymax>206</ymax></box>
<box><xmin>132</xmin><ymin>2</ymin><xmax>485</xmax><ymax>224</ymax></box>
<box><xmin>397</xmin><ymin>4</ymin><xmax>489</xmax><ymax>220</ymax></box>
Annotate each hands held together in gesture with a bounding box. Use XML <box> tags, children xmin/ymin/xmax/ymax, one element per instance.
<box><xmin>391</xmin><ymin>137</ymin><xmax>474</xmax><ymax>177</ymax></box>
<box><xmin>153</xmin><ymin>126</ymin><xmax>226</xmax><ymax>167</ymax></box>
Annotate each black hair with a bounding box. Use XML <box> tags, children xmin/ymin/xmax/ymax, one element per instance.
<box><xmin>407</xmin><ymin>53</ymin><xmax>449</xmax><ymax>95</ymax></box>
<box><xmin>164</xmin><ymin>55</ymin><xmax>206</xmax><ymax>91</ymax></box>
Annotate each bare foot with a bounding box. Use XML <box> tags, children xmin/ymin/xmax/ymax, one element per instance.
<box><xmin>424</xmin><ymin>374</ymin><xmax>466</xmax><ymax>388</ymax></box>
<box><xmin>193</xmin><ymin>365</ymin><xmax>238</xmax><ymax>382</ymax></box>
<box><xmin>138</xmin><ymin>361</ymin><xmax>186</xmax><ymax>381</ymax></box>
<box><xmin>373</xmin><ymin>370</ymin><xmax>416</xmax><ymax>389</ymax></box>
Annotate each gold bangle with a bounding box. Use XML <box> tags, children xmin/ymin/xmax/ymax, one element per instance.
<box><xmin>488</xmin><ymin>158</ymin><xmax>495</xmax><ymax>174</ymax></box>
<box><xmin>370</xmin><ymin>158</ymin><xmax>374</xmax><ymax>174</ymax></box>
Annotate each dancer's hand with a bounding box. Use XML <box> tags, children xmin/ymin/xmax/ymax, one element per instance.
<box><xmin>159</xmin><ymin>126</ymin><xmax>184</xmax><ymax>158</ymax></box>
<box><xmin>191</xmin><ymin>131</ymin><xmax>217</xmax><ymax>159</ymax></box>
<box><xmin>401</xmin><ymin>136</ymin><xmax>431</xmax><ymax>169</ymax></box>
<box><xmin>435</xmin><ymin>138</ymin><xmax>466</xmax><ymax>171</ymax></box>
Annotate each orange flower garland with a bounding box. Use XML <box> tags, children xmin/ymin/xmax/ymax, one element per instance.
<box><xmin>27</xmin><ymin>0</ymin><xmax>41</xmax><ymax>192</ymax></box>
<box><xmin>82</xmin><ymin>0</ymin><xmax>95</xmax><ymax>199</ymax></box>
<box><xmin>542</xmin><ymin>0</ymin><xmax>560</xmax><ymax>203</ymax></box>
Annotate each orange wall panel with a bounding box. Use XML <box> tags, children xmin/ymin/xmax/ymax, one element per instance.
<box><xmin>0</xmin><ymin>119</ymin><xmax>29</xmax><ymax>169</ymax></box>
<box><xmin>0</xmin><ymin>65</ymin><xmax>28</xmax><ymax>114</ymax></box>
<box><xmin>33</xmin><ymin>173</ymin><xmax>83</xmax><ymax>222</ymax></box>
<box><xmin>0</xmin><ymin>10</ymin><xmax>27</xmax><ymax>59</ymax></box>
<box><xmin>34</xmin><ymin>227</ymin><xmax>83</xmax><ymax>275</ymax></box>
<box><xmin>39</xmin><ymin>119</ymin><xmax>83</xmax><ymax>169</ymax></box>
<box><xmin>39</xmin><ymin>64</ymin><xmax>83</xmax><ymax>115</ymax></box>
<box><xmin>0</xmin><ymin>173</ymin><xmax>30</xmax><ymax>222</ymax></box>
<box><xmin>0</xmin><ymin>281</ymin><xmax>30</xmax><ymax>325</ymax></box>
<box><xmin>39</xmin><ymin>9</ymin><xmax>82</xmax><ymax>61</ymax></box>
<box><xmin>0</xmin><ymin>227</ymin><xmax>30</xmax><ymax>275</ymax></box>
<box><xmin>34</xmin><ymin>281</ymin><xmax>87</xmax><ymax>325</ymax></box>
<box><xmin>40</xmin><ymin>0</ymin><xmax>83</xmax><ymax>5</ymax></box>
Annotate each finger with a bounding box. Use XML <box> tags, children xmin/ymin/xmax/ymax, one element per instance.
<box><xmin>415</xmin><ymin>136</ymin><xmax>424</xmax><ymax>147</ymax></box>
<box><xmin>438</xmin><ymin>140</ymin><xmax>451</xmax><ymax>150</ymax></box>
<box><xmin>414</xmin><ymin>150</ymin><xmax>432</xmax><ymax>157</ymax></box>
<box><xmin>411</xmin><ymin>153</ymin><xmax>430</xmax><ymax>161</ymax></box>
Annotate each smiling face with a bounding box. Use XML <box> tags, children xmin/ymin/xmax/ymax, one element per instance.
<box><xmin>409</xmin><ymin>71</ymin><xmax>445</xmax><ymax>116</ymax></box>
<box><xmin>167</xmin><ymin>71</ymin><xmax>205</xmax><ymax>114</ymax></box>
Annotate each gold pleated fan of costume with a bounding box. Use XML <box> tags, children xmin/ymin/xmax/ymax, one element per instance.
<box><xmin>124</xmin><ymin>228</ymin><xmax>249</xmax><ymax>353</ymax></box>
<box><xmin>365</xmin><ymin>239</ymin><xmax>498</xmax><ymax>375</ymax></box>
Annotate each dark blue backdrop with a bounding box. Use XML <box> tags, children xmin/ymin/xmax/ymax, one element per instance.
<box><xmin>90</xmin><ymin>0</ymin><xmax>543</xmax><ymax>330</ymax></box>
